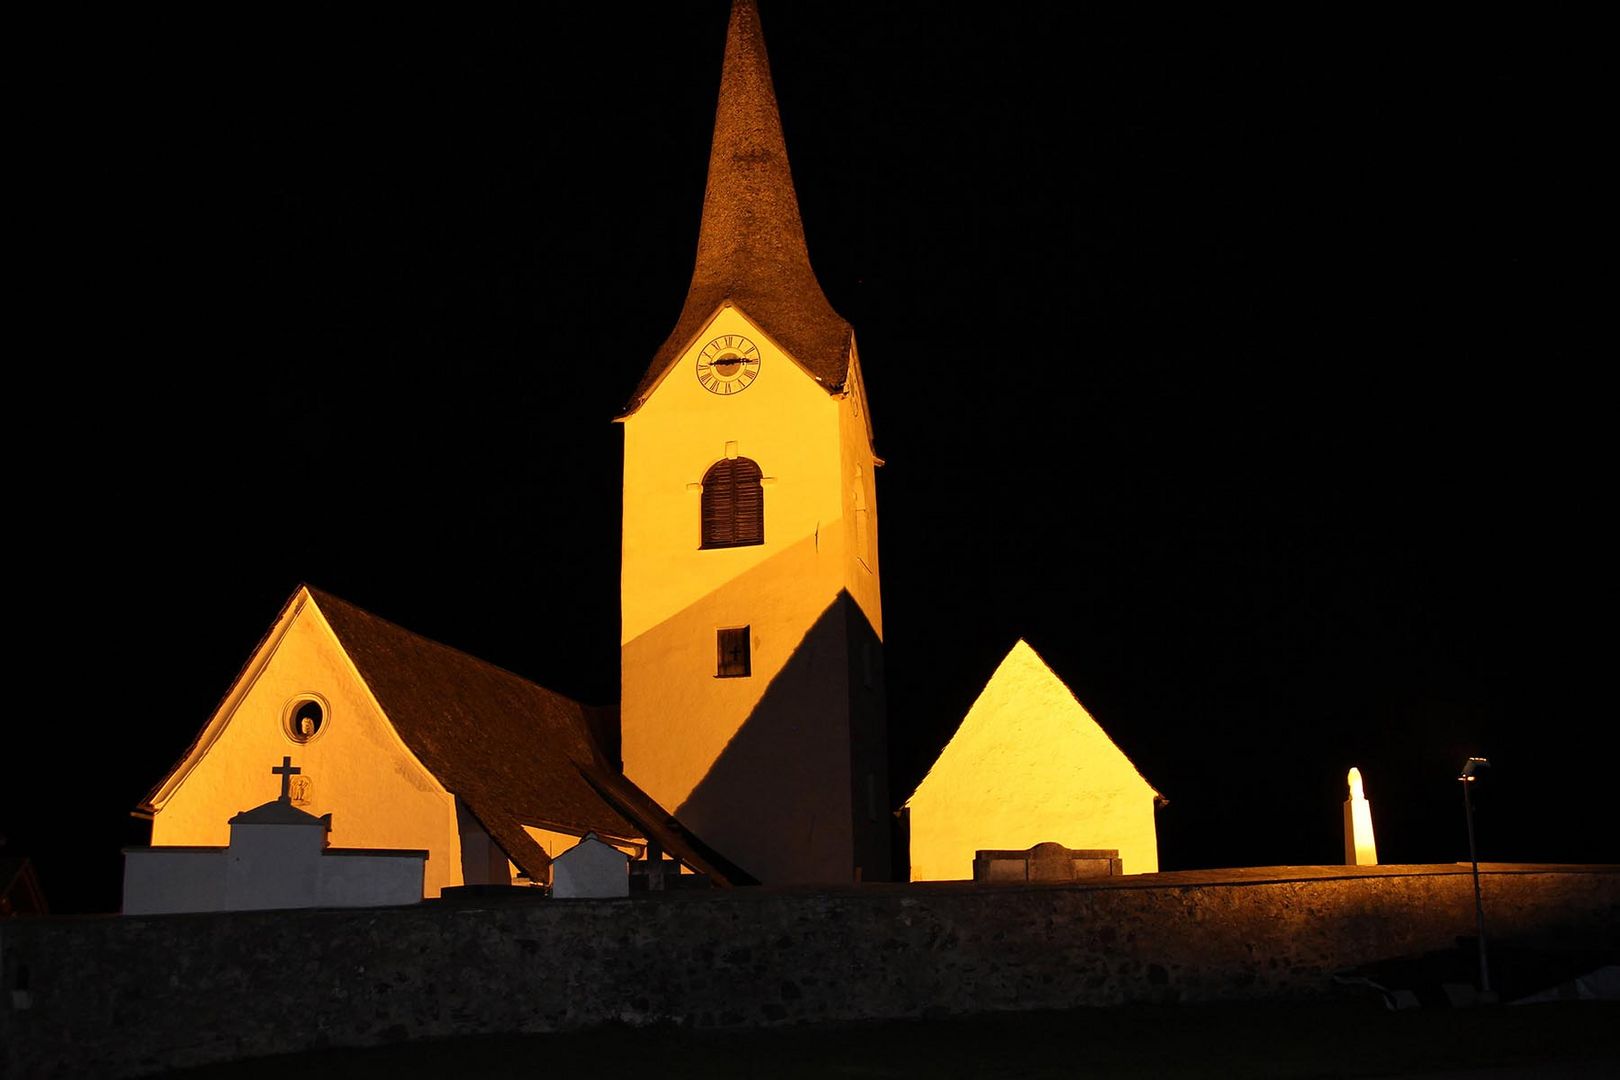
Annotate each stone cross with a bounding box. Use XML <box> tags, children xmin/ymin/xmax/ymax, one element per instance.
<box><xmin>272</xmin><ymin>756</ymin><xmax>302</xmax><ymax>801</ymax></box>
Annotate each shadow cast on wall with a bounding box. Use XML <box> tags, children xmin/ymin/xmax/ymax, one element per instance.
<box><xmin>669</xmin><ymin>589</ymin><xmax>890</xmax><ymax>884</ymax></box>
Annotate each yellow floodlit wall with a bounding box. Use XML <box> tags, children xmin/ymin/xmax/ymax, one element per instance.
<box><xmin>621</xmin><ymin>306</ymin><xmax>846</xmax><ymax>649</ymax></box>
<box><xmin>837</xmin><ymin>343</ymin><xmax>882</xmax><ymax>633</ymax></box>
<box><xmin>906</xmin><ymin>640</ymin><xmax>1161</xmax><ymax>880</ymax></box>
<box><xmin>620</xmin><ymin>303</ymin><xmax>887</xmax><ymax>883</ymax></box>
<box><xmin>147</xmin><ymin>591</ymin><xmax>467</xmax><ymax>897</ymax></box>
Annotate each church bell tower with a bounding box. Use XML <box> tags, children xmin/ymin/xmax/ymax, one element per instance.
<box><xmin>616</xmin><ymin>0</ymin><xmax>890</xmax><ymax>884</ymax></box>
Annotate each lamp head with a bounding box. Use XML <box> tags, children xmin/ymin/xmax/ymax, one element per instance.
<box><xmin>1459</xmin><ymin>756</ymin><xmax>1490</xmax><ymax>781</ymax></box>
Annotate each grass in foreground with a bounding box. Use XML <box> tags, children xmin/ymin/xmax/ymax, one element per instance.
<box><xmin>167</xmin><ymin>1000</ymin><xmax>1620</xmax><ymax>1079</ymax></box>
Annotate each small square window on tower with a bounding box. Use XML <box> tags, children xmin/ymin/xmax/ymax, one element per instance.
<box><xmin>716</xmin><ymin>626</ymin><xmax>751</xmax><ymax>678</ymax></box>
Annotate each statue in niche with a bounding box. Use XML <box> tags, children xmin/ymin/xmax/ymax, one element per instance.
<box><xmin>290</xmin><ymin>700</ymin><xmax>324</xmax><ymax>741</ymax></box>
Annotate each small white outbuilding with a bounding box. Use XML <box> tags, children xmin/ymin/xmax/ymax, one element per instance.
<box><xmin>550</xmin><ymin>832</ymin><xmax>630</xmax><ymax>898</ymax></box>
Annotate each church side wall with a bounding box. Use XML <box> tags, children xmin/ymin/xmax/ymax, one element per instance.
<box><xmin>838</xmin><ymin>366</ymin><xmax>893</xmax><ymax>880</ymax></box>
<box><xmin>149</xmin><ymin>606</ymin><xmax>464</xmax><ymax>897</ymax></box>
<box><xmin>844</xmin><ymin>594</ymin><xmax>892</xmax><ymax>881</ymax></box>
<box><xmin>6</xmin><ymin>867</ymin><xmax>1616</xmax><ymax>1077</ymax></box>
<box><xmin>836</xmin><ymin>363</ymin><xmax>882</xmax><ymax>638</ymax></box>
<box><xmin>622</xmin><ymin>567</ymin><xmax>856</xmax><ymax>883</ymax></box>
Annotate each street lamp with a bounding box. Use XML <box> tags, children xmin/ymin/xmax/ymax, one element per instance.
<box><xmin>1459</xmin><ymin>756</ymin><xmax>1491</xmax><ymax>997</ymax></box>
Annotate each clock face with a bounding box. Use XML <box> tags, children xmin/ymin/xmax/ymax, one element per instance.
<box><xmin>696</xmin><ymin>334</ymin><xmax>762</xmax><ymax>395</ymax></box>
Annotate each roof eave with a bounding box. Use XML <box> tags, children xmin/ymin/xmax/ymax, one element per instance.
<box><xmin>617</xmin><ymin>299</ymin><xmax>852</xmax><ymax>420</ymax></box>
<box><xmin>139</xmin><ymin>585</ymin><xmax>315</xmax><ymax>815</ymax></box>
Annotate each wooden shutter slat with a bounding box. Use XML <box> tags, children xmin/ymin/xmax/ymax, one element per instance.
<box><xmin>701</xmin><ymin>457</ymin><xmax>764</xmax><ymax>548</ymax></box>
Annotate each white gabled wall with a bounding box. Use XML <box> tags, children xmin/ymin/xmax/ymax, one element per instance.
<box><xmin>148</xmin><ymin>590</ymin><xmax>464</xmax><ymax>897</ymax></box>
<box><xmin>907</xmin><ymin>640</ymin><xmax>1160</xmax><ymax>880</ymax></box>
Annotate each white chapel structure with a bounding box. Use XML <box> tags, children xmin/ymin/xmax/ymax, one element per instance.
<box><xmin>124</xmin><ymin>757</ymin><xmax>426</xmax><ymax>915</ymax></box>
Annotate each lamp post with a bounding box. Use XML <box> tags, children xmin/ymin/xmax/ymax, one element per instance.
<box><xmin>1459</xmin><ymin>756</ymin><xmax>1491</xmax><ymax>997</ymax></box>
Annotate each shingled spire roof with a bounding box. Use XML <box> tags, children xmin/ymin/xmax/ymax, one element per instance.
<box><xmin>623</xmin><ymin>0</ymin><xmax>853</xmax><ymax>414</ymax></box>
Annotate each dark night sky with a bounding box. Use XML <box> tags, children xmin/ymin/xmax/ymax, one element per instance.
<box><xmin>12</xmin><ymin>5</ymin><xmax>1613</xmax><ymax>912</ymax></box>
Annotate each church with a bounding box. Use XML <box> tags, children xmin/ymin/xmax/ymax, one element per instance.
<box><xmin>135</xmin><ymin>0</ymin><xmax>1161</xmax><ymax>896</ymax></box>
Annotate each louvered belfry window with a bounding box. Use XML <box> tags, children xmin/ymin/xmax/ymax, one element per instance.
<box><xmin>701</xmin><ymin>457</ymin><xmax>764</xmax><ymax>548</ymax></box>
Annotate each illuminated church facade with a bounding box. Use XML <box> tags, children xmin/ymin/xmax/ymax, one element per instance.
<box><xmin>137</xmin><ymin>1</ymin><xmax>1158</xmax><ymax>895</ymax></box>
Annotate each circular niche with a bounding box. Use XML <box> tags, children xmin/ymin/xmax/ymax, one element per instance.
<box><xmin>283</xmin><ymin>695</ymin><xmax>329</xmax><ymax>744</ymax></box>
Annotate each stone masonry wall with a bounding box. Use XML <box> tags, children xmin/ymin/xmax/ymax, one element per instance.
<box><xmin>3</xmin><ymin>865</ymin><xmax>1616</xmax><ymax>1078</ymax></box>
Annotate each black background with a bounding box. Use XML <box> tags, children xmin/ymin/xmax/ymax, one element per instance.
<box><xmin>11</xmin><ymin>4</ymin><xmax>1613</xmax><ymax>912</ymax></box>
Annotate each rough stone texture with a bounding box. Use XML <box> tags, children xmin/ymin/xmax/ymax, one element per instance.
<box><xmin>3</xmin><ymin>864</ymin><xmax>1615</xmax><ymax>1078</ymax></box>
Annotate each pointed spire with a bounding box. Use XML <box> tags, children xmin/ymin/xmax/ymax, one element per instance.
<box><xmin>695</xmin><ymin>0</ymin><xmax>818</xmax><ymax>306</ymax></box>
<box><xmin>625</xmin><ymin>0</ymin><xmax>852</xmax><ymax>413</ymax></box>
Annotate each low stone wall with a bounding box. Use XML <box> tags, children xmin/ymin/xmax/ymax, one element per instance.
<box><xmin>3</xmin><ymin>864</ymin><xmax>1615</xmax><ymax>1078</ymax></box>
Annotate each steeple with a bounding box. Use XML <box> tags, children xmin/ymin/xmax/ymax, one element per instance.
<box><xmin>624</xmin><ymin>0</ymin><xmax>852</xmax><ymax>414</ymax></box>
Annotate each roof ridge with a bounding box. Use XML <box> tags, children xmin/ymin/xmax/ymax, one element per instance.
<box><xmin>305</xmin><ymin>586</ymin><xmax>602</xmax><ymax>711</ymax></box>
<box><xmin>138</xmin><ymin>586</ymin><xmax>311</xmax><ymax>813</ymax></box>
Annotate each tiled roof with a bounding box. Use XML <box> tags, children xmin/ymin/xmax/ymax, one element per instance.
<box><xmin>311</xmin><ymin>590</ymin><xmax>633</xmax><ymax>858</ymax></box>
<box><xmin>141</xmin><ymin>587</ymin><xmax>739</xmax><ymax>887</ymax></box>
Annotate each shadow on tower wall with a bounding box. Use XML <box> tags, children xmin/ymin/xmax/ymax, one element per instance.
<box><xmin>670</xmin><ymin>590</ymin><xmax>891</xmax><ymax>885</ymax></box>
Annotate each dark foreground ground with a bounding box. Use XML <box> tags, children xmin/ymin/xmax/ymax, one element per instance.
<box><xmin>165</xmin><ymin>1001</ymin><xmax>1619</xmax><ymax>1079</ymax></box>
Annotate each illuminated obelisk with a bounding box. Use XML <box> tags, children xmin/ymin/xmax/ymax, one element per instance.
<box><xmin>1342</xmin><ymin>767</ymin><xmax>1378</xmax><ymax>866</ymax></box>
